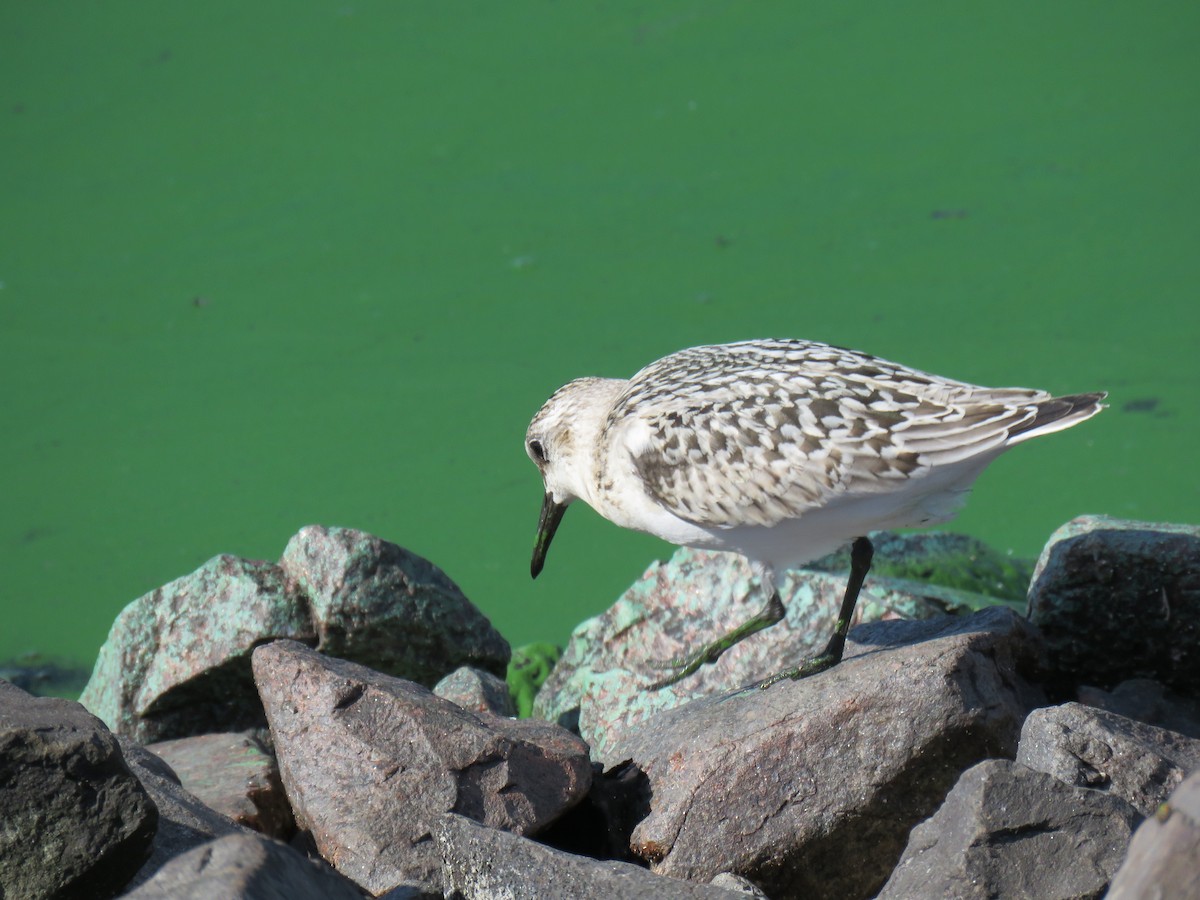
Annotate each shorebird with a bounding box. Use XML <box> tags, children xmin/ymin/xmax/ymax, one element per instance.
<box><xmin>525</xmin><ymin>339</ymin><xmax>1104</xmax><ymax>688</ymax></box>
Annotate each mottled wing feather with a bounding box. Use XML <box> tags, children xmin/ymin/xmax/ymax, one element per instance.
<box><xmin>605</xmin><ymin>340</ymin><xmax>1049</xmax><ymax>529</ymax></box>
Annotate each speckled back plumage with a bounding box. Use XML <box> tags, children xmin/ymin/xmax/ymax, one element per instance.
<box><xmin>598</xmin><ymin>339</ymin><xmax>1100</xmax><ymax>530</ymax></box>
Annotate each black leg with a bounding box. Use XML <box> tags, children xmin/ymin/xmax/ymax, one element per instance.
<box><xmin>754</xmin><ymin>536</ymin><xmax>874</xmax><ymax>689</ymax></box>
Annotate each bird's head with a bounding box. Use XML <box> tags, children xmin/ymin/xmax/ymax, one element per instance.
<box><xmin>525</xmin><ymin>377</ymin><xmax>624</xmax><ymax>578</ymax></box>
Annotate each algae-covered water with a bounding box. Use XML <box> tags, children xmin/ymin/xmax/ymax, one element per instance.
<box><xmin>2</xmin><ymin>3</ymin><xmax>1197</xmax><ymax>676</ymax></box>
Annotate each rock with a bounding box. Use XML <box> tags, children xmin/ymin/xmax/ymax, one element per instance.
<box><xmin>79</xmin><ymin>526</ymin><xmax>511</xmax><ymax>745</ymax></box>
<box><xmin>611</xmin><ymin>607</ymin><xmax>1045</xmax><ymax>899</ymax></box>
<box><xmin>535</xmin><ymin>546</ymin><xmax>999</xmax><ymax>761</ymax></box>
<box><xmin>252</xmin><ymin>640</ymin><xmax>591</xmax><ymax>895</ymax></box>
<box><xmin>279</xmin><ymin>524</ymin><xmax>511</xmax><ymax>684</ymax></box>
<box><xmin>433</xmin><ymin>812</ymin><xmax>750</xmax><ymax>899</ymax></box>
<box><xmin>1108</xmin><ymin>770</ymin><xmax>1200</xmax><ymax>899</ymax></box>
<box><xmin>79</xmin><ymin>554</ymin><xmax>312</xmax><ymax>742</ymax></box>
<box><xmin>0</xmin><ymin>680</ymin><xmax>157</xmax><ymax>899</ymax></box>
<box><xmin>1077</xmin><ymin>678</ymin><xmax>1200</xmax><ymax>739</ymax></box>
<box><xmin>709</xmin><ymin>872</ymin><xmax>770</xmax><ymax>897</ymax></box>
<box><xmin>376</xmin><ymin>881</ymin><xmax>444</xmax><ymax>899</ymax></box>
<box><xmin>145</xmin><ymin>732</ymin><xmax>294</xmax><ymax>838</ymax></box>
<box><xmin>1027</xmin><ymin>515</ymin><xmax>1200</xmax><ymax>691</ymax></box>
<box><xmin>119</xmin><ymin>740</ymin><xmax>252</xmax><ymax>889</ymax></box>
<box><xmin>879</xmin><ymin>759</ymin><xmax>1139</xmax><ymax>899</ymax></box>
<box><xmin>1017</xmin><ymin>702</ymin><xmax>1200</xmax><ymax>816</ymax></box>
<box><xmin>121</xmin><ymin>832</ymin><xmax>363</xmax><ymax>899</ymax></box>
<box><xmin>434</xmin><ymin>666</ymin><xmax>516</xmax><ymax>716</ymax></box>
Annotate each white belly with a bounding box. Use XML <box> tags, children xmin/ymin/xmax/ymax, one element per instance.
<box><xmin>599</xmin><ymin>452</ymin><xmax>1000</xmax><ymax>571</ymax></box>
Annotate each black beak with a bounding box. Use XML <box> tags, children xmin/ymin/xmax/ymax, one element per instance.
<box><xmin>531</xmin><ymin>492</ymin><xmax>567</xmax><ymax>578</ymax></box>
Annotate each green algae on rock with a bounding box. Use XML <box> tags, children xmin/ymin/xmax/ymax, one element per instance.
<box><xmin>79</xmin><ymin>526</ymin><xmax>511</xmax><ymax>743</ymax></box>
<box><xmin>79</xmin><ymin>554</ymin><xmax>312</xmax><ymax>742</ymax></box>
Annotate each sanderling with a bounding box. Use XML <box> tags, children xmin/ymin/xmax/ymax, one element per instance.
<box><xmin>526</xmin><ymin>339</ymin><xmax>1105</xmax><ymax>689</ymax></box>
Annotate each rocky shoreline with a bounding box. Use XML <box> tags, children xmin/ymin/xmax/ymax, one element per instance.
<box><xmin>2</xmin><ymin>516</ymin><xmax>1198</xmax><ymax>899</ymax></box>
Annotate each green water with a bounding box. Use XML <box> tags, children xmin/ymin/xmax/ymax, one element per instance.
<box><xmin>2</xmin><ymin>3</ymin><xmax>1197</xmax><ymax>674</ymax></box>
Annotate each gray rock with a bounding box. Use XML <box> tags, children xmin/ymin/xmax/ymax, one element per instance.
<box><xmin>1028</xmin><ymin>515</ymin><xmax>1200</xmax><ymax>690</ymax></box>
<box><xmin>709</xmin><ymin>872</ymin><xmax>770</xmax><ymax>897</ymax></box>
<box><xmin>376</xmin><ymin>882</ymin><xmax>443</xmax><ymax>900</ymax></box>
<box><xmin>434</xmin><ymin>812</ymin><xmax>749</xmax><ymax>899</ymax></box>
<box><xmin>612</xmin><ymin>607</ymin><xmax>1045</xmax><ymax>900</ymax></box>
<box><xmin>1077</xmin><ymin>678</ymin><xmax>1200</xmax><ymax>739</ymax></box>
<box><xmin>120</xmin><ymin>741</ymin><xmax>252</xmax><ymax>889</ymax></box>
<box><xmin>1018</xmin><ymin>702</ymin><xmax>1200</xmax><ymax>816</ymax></box>
<box><xmin>0</xmin><ymin>680</ymin><xmax>157</xmax><ymax>899</ymax></box>
<box><xmin>434</xmin><ymin>666</ymin><xmax>516</xmax><ymax>716</ymax></box>
<box><xmin>252</xmin><ymin>640</ymin><xmax>590</xmax><ymax>895</ymax></box>
<box><xmin>280</xmin><ymin>525</ymin><xmax>511</xmax><ymax>684</ymax></box>
<box><xmin>80</xmin><ymin>526</ymin><xmax>511</xmax><ymax>746</ymax></box>
<box><xmin>535</xmin><ymin>546</ymin><xmax>997</xmax><ymax>762</ymax></box>
<box><xmin>145</xmin><ymin>732</ymin><xmax>294</xmax><ymax>838</ymax></box>
<box><xmin>121</xmin><ymin>832</ymin><xmax>363</xmax><ymax>899</ymax></box>
<box><xmin>79</xmin><ymin>554</ymin><xmax>313</xmax><ymax>742</ymax></box>
<box><xmin>1108</xmin><ymin>769</ymin><xmax>1200</xmax><ymax>899</ymax></box>
<box><xmin>879</xmin><ymin>759</ymin><xmax>1139</xmax><ymax>900</ymax></box>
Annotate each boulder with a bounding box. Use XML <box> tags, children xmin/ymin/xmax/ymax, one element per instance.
<box><xmin>1077</xmin><ymin>677</ymin><xmax>1200</xmax><ymax>739</ymax></box>
<box><xmin>879</xmin><ymin>759</ymin><xmax>1139</xmax><ymax>899</ymax></box>
<box><xmin>1028</xmin><ymin>516</ymin><xmax>1200</xmax><ymax>691</ymax></box>
<box><xmin>535</xmin><ymin>546</ymin><xmax>999</xmax><ymax>761</ymax></box>
<box><xmin>0</xmin><ymin>680</ymin><xmax>157</xmax><ymax>899</ymax></box>
<box><xmin>1017</xmin><ymin>701</ymin><xmax>1200</xmax><ymax>816</ymax></box>
<box><xmin>119</xmin><ymin>741</ymin><xmax>251</xmax><ymax>889</ymax></box>
<box><xmin>122</xmin><ymin>832</ymin><xmax>363</xmax><ymax>899</ymax></box>
<box><xmin>145</xmin><ymin>731</ymin><xmax>293</xmax><ymax>838</ymax></box>
<box><xmin>252</xmin><ymin>640</ymin><xmax>590</xmax><ymax>895</ymax></box>
<box><xmin>79</xmin><ymin>554</ymin><xmax>311</xmax><ymax>742</ymax></box>
<box><xmin>1108</xmin><ymin>770</ymin><xmax>1200</xmax><ymax>899</ymax></box>
<box><xmin>806</xmin><ymin>529</ymin><xmax>1032</xmax><ymax>603</ymax></box>
<box><xmin>79</xmin><ymin>526</ymin><xmax>511</xmax><ymax>744</ymax></box>
<box><xmin>280</xmin><ymin>524</ymin><xmax>510</xmax><ymax>683</ymax></box>
<box><xmin>434</xmin><ymin>666</ymin><xmax>516</xmax><ymax>716</ymax></box>
<box><xmin>434</xmin><ymin>812</ymin><xmax>753</xmax><ymax>899</ymax></box>
<box><xmin>611</xmin><ymin>607</ymin><xmax>1045</xmax><ymax>899</ymax></box>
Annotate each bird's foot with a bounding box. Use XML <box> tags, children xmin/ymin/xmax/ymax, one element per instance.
<box><xmin>751</xmin><ymin>649</ymin><xmax>841</xmax><ymax>691</ymax></box>
<box><xmin>645</xmin><ymin>591</ymin><xmax>787</xmax><ymax>690</ymax></box>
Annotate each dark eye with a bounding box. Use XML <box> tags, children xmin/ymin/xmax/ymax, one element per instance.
<box><xmin>528</xmin><ymin>439</ymin><xmax>547</xmax><ymax>464</ymax></box>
